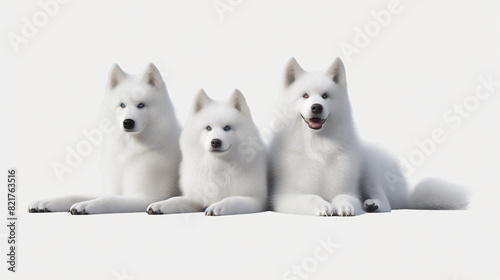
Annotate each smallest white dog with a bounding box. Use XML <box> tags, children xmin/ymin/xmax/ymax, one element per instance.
<box><xmin>148</xmin><ymin>89</ymin><xmax>267</xmax><ymax>216</ymax></box>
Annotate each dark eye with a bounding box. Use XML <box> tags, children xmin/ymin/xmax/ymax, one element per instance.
<box><xmin>322</xmin><ymin>93</ymin><xmax>328</xmax><ymax>99</ymax></box>
<box><xmin>138</xmin><ymin>103</ymin><xmax>145</xmax><ymax>108</ymax></box>
<box><xmin>206</xmin><ymin>126</ymin><xmax>212</xmax><ymax>131</ymax></box>
<box><xmin>224</xmin><ymin>125</ymin><xmax>231</xmax><ymax>131</ymax></box>
<box><xmin>303</xmin><ymin>93</ymin><xmax>309</xmax><ymax>99</ymax></box>
<box><xmin>120</xmin><ymin>103</ymin><xmax>126</xmax><ymax>108</ymax></box>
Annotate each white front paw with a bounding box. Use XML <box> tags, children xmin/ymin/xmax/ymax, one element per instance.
<box><xmin>29</xmin><ymin>199</ymin><xmax>70</xmax><ymax>213</ymax></box>
<box><xmin>147</xmin><ymin>197</ymin><xmax>200</xmax><ymax>215</ymax></box>
<box><xmin>314</xmin><ymin>200</ymin><xmax>334</xmax><ymax>216</ymax></box>
<box><xmin>146</xmin><ymin>201</ymin><xmax>171</xmax><ymax>215</ymax></box>
<box><xmin>70</xmin><ymin>202</ymin><xmax>87</xmax><ymax>215</ymax></box>
<box><xmin>29</xmin><ymin>200</ymin><xmax>50</xmax><ymax>213</ymax></box>
<box><xmin>70</xmin><ymin>200</ymin><xmax>106</xmax><ymax>215</ymax></box>
<box><xmin>333</xmin><ymin>201</ymin><xmax>356</xmax><ymax>216</ymax></box>
<box><xmin>205</xmin><ymin>201</ymin><xmax>230</xmax><ymax>216</ymax></box>
<box><xmin>331</xmin><ymin>194</ymin><xmax>363</xmax><ymax>216</ymax></box>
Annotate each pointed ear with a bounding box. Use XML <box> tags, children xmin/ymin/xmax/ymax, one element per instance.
<box><xmin>142</xmin><ymin>63</ymin><xmax>165</xmax><ymax>89</ymax></box>
<box><xmin>326</xmin><ymin>57</ymin><xmax>346</xmax><ymax>85</ymax></box>
<box><xmin>108</xmin><ymin>63</ymin><xmax>127</xmax><ymax>89</ymax></box>
<box><xmin>230</xmin><ymin>89</ymin><xmax>250</xmax><ymax>115</ymax></box>
<box><xmin>193</xmin><ymin>89</ymin><xmax>211</xmax><ymax>114</ymax></box>
<box><xmin>283</xmin><ymin>57</ymin><xmax>304</xmax><ymax>87</ymax></box>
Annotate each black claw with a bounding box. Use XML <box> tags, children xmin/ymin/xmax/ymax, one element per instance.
<box><xmin>29</xmin><ymin>208</ymin><xmax>38</xmax><ymax>213</ymax></box>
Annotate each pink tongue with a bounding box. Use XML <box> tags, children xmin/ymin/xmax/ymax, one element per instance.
<box><xmin>308</xmin><ymin>118</ymin><xmax>322</xmax><ymax>128</ymax></box>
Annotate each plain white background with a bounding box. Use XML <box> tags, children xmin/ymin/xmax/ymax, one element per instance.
<box><xmin>1</xmin><ymin>0</ymin><xmax>499</xmax><ymax>279</ymax></box>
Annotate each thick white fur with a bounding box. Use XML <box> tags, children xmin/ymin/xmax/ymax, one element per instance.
<box><xmin>270</xmin><ymin>57</ymin><xmax>469</xmax><ymax>216</ymax></box>
<box><xmin>147</xmin><ymin>89</ymin><xmax>267</xmax><ymax>216</ymax></box>
<box><xmin>360</xmin><ymin>144</ymin><xmax>469</xmax><ymax>211</ymax></box>
<box><xmin>29</xmin><ymin>63</ymin><xmax>181</xmax><ymax>214</ymax></box>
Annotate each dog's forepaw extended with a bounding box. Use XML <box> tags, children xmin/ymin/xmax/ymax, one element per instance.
<box><xmin>204</xmin><ymin>205</ymin><xmax>220</xmax><ymax>216</ymax></box>
<box><xmin>69</xmin><ymin>201</ymin><xmax>100</xmax><ymax>215</ymax></box>
<box><xmin>28</xmin><ymin>207</ymin><xmax>50</xmax><ymax>213</ymax></box>
<box><xmin>363</xmin><ymin>199</ymin><xmax>379</xmax><ymax>212</ymax></box>
<box><xmin>28</xmin><ymin>200</ymin><xmax>53</xmax><ymax>213</ymax></box>
<box><xmin>205</xmin><ymin>202</ymin><xmax>228</xmax><ymax>216</ymax></box>
<box><xmin>69</xmin><ymin>208</ymin><xmax>88</xmax><ymax>215</ymax></box>
<box><xmin>205</xmin><ymin>209</ymin><xmax>217</xmax><ymax>216</ymax></box>
<box><xmin>333</xmin><ymin>202</ymin><xmax>357</xmax><ymax>216</ymax></box>
<box><xmin>314</xmin><ymin>201</ymin><xmax>334</xmax><ymax>216</ymax></box>
<box><xmin>146</xmin><ymin>203</ymin><xmax>163</xmax><ymax>215</ymax></box>
<box><xmin>146</xmin><ymin>199</ymin><xmax>196</xmax><ymax>215</ymax></box>
<box><xmin>70</xmin><ymin>203</ymin><xmax>84</xmax><ymax>215</ymax></box>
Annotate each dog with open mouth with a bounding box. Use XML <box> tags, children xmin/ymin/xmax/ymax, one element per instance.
<box><xmin>269</xmin><ymin>57</ymin><xmax>468</xmax><ymax>216</ymax></box>
<box><xmin>269</xmin><ymin>57</ymin><xmax>365</xmax><ymax>216</ymax></box>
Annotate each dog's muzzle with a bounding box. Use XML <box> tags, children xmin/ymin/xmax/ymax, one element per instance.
<box><xmin>300</xmin><ymin>104</ymin><xmax>328</xmax><ymax>130</ymax></box>
<box><xmin>301</xmin><ymin>114</ymin><xmax>329</xmax><ymax>130</ymax></box>
<box><xmin>210</xmin><ymin>138</ymin><xmax>231</xmax><ymax>153</ymax></box>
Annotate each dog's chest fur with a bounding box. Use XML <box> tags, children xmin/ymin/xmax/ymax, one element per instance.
<box><xmin>275</xmin><ymin>129</ymin><xmax>360</xmax><ymax>199</ymax></box>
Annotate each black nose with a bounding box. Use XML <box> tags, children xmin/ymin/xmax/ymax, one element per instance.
<box><xmin>311</xmin><ymin>103</ymin><xmax>323</xmax><ymax>114</ymax></box>
<box><xmin>123</xmin><ymin>119</ymin><xmax>135</xmax><ymax>129</ymax></box>
<box><xmin>211</xmin><ymin>139</ymin><xmax>222</xmax><ymax>149</ymax></box>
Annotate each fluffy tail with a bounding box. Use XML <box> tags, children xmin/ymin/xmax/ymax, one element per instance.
<box><xmin>409</xmin><ymin>177</ymin><xmax>469</xmax><ymax>210</ymax></box>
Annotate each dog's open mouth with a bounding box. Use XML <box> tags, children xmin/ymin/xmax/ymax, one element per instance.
<box><xmin>211</xmin><ymin>145</ymin><xmax>232</xmax><ymax>153</ymax></box>
<box><xmin>301</xmin><ymin>115</ymin><xmax>328</xmax><ymax>130</ymax></box>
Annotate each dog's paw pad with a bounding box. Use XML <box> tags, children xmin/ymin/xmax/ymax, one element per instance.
<box><xmin>363</xmin><ymin>199</ymin><xmax>379</xmax><ymax>212</ymax></box>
